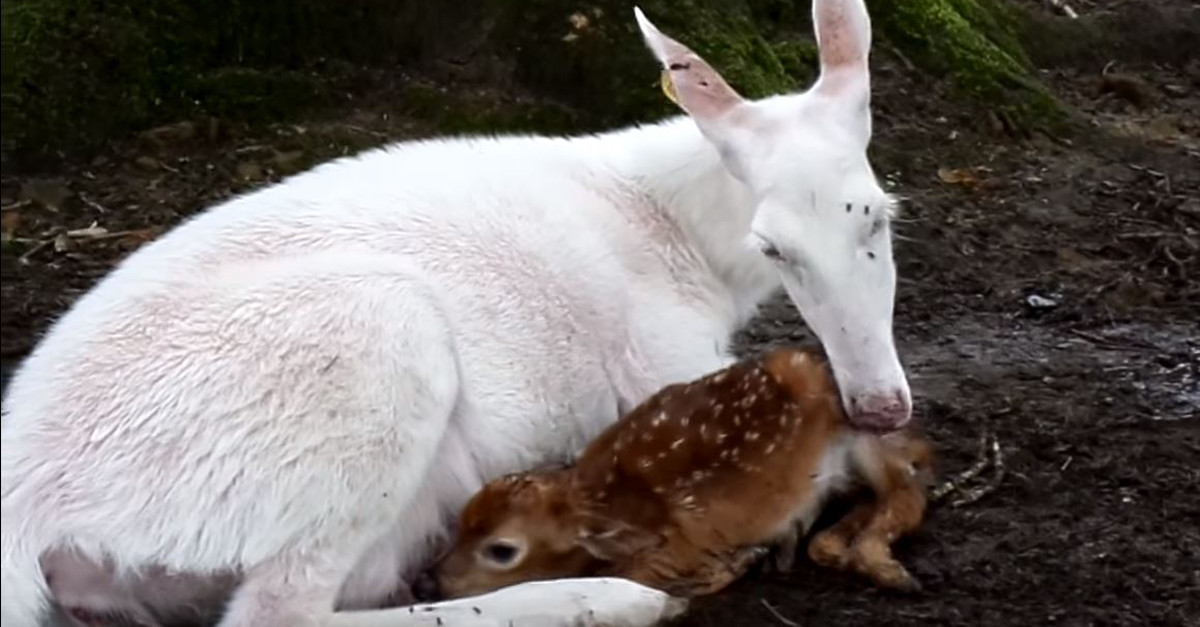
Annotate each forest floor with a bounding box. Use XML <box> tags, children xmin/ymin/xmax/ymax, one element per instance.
<box><xmin>2</xmin><ymin>0</ymin><xmax>1197</xmax><ymax>626</ymax></box>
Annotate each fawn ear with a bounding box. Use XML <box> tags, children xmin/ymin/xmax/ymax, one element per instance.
<box><xmin>576</xmin><ymin>514</ymin><xmax>664</xmax><ymax>561</ymax></box>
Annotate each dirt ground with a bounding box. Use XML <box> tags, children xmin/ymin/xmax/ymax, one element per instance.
<box><xmin>1</xmin><ymin>0</ymin><xmax>1197</xmax><ymax>625</ymax></box>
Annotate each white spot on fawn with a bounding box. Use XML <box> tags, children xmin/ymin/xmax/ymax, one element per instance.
<box><xmin>746</xmin><ymin>431</ymin><xmax>760</xmax><ymax>441</ymax></box>
<box><xmin>671</xmin><ymin>437</ymin><xmax>685</xmax><ymax>450</ymax></box>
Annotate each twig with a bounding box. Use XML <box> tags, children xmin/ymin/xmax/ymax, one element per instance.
<box><xmin>344</xmin><ymin>124</ymin><xmax>389</xmax><ymax>139</ymax></box>
<box><xmin>79</xmin><ymin>193</ymin><xmax>108</xmax><ymax>214</ymax></box>
<box><xmin>1066</xmin><ymin>328</ymin><xmax>1156</xmax><ymax>351</ymax></box>
<box><xmin>886</xmin><ymin>42</ymin><xmax>916</xmax><ymax>73</ymax></box>
<box><xmin>1</xmin><ymin>199</ymin><xmax>33</xmax><ymax>212</ymax></box>
<box><xmin>69</xmin><ymin>228</ymin><xmax>153</xmax><ymax>242</ymax></box>
<box><xmin>950</xmin><ymin>439</ymin><xmax>1006</xmax><ymax>507</ymax></box>
<box><xmin>18</xmin><ymin>238</ymin><xmax>53</xmax><ymax>264</ymax></box>
<box><xmin>761</xmin><ymin>599</ymin><xmax>800</xmax><ymax>627</ymax></box>
<box><xmin>1046</xmin><ymin>0</ymin><xmax>1079</xmax><ymax>19</ymax></box>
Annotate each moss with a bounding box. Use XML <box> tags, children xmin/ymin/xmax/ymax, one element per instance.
<box><xmin>770</xmin><ymin>39</ymin><xmax>820</xmax><ymax>86</ymax></box>
<box><xmin>1</xmin><ymin>0</ymin><xmax>408</xmax><ymax>162</ymax></box>
<box><xmin>867</xmin><ymin>0</ymin><xmax>1065</xmax><ymax>131</ymax></box>
<box><xmin>399</xmin><ymin>82</ymin><xmax>581</xmax><ymax>137</ymax></box>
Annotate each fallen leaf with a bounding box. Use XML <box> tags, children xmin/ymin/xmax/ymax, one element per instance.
<box><xmin>271</xmin><ymin>150</ymin><xmax>306</xmax><ymax>175</ymax></box>
<box><xmin>937</xmin><ymin>167</ymin><xmax>986</xmax><ymax>188</ymax></box>
<box><xmin>1</xmin><ymin>211</ymin><xmax>21</xmax><ymax>240</ymax></box>
<box><xmin>116</xmin><ymin>227</ymin><xmax>163</xmax><ymax>249</ymax></box>
<box><xmin>135</xmin><ymin>156</ymin><xmax>161</xmax><ymax>171</ymax></box>
<box><xmin>236</xmin><ymin>162</ymin><xmax>264</xmax><ymax>181</ymax></box>
<box><xmin>19</xmin><ymin>179</ymin><xmax>72</xmax><ymax>211</ymax></box>
<box><xmin>141</xmin><ymin>120</ymin><xmax>198</xmax><ymax>146</ymax></box>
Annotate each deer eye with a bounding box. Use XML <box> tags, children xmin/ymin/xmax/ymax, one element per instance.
<box><xmin>760</xmin><ymin>240</ymin><xmax>784</xmax><ymax>262</ymax></box>
<box><xmin>479</xmin><ymin>539</ymin><xmax>524</xmax><ymax>568</ymax></box>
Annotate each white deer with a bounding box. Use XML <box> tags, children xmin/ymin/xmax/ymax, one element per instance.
<box><xmin>1</xmin><ymin>2</ymin><xmax>909</xmax><ymax>626</ymax></box>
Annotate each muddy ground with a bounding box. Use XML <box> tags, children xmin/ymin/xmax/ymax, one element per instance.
<box><xmin>2</xmin><ymin>0</ymin><xmax>1197</xmax><ymax>625</ymax></box>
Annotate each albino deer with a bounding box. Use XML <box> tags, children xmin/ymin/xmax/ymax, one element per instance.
<box><xmin>1</xmin><ymin>2</ymin><xmax>910</xmax><ymax>626</ymax></box>
<box><xmin>430</xmin><ymin>346</ymin><xmax>933</xmax><ymax>601</ymax></box>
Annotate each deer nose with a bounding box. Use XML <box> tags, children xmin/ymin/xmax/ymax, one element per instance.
<box><xmin>847</xmin><ymin>391</ymin><xmax>911</xmax><ymax>433</ymax></box>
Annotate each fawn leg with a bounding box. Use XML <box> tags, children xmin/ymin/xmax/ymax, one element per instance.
<box><xmin>807</xmin><ymin>498</ymin><xmax>877</xmax><ymax>571</ymax></box>
<box><xmin>620</xmin><ymin>544</ymin><xmax>768</xmax><ymax>598</ymax></box>
<box><xmin>768</xmin><ymin>525</ymin><xmax>800</xmax><ymax>573</ymax></box>
<box><xmin>847</xmin><ymin>479</ymin><xmax>928</xmax><ymax>591</ymax></box>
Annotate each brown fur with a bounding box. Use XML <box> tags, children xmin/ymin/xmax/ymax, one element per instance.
<box><xmin>433</xmin><ymin>346</ymin><xmax>933</xmax><ymax>599</ymax></box>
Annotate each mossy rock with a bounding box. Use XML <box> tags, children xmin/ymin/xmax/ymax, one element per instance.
<box><xmin>867</xmin><ymin>0</ymin><xmax>1066</xmax><ymax>131</ymax></box>
<box><xmin>2</xmin><ymin>0</ymin><xmax>1067</xmax><ymax>164</ymax></box>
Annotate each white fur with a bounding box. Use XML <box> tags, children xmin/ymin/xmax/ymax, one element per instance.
<box><xmin>1</xmin><ymin>2</ymin><xmax>907</xmax><ymax>626</ymax></box>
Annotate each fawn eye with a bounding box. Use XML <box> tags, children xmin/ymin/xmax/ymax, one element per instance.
<box><xmin>479</xmin><ymin>539</ymin><xmax>524</xmax><ymax>568</ymax></box>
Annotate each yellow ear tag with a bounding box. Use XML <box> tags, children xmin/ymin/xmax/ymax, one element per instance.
<box><xmin>660</xmin><ymin>69</ymin><xmax>680</xmax><ymax>106</ymax></box>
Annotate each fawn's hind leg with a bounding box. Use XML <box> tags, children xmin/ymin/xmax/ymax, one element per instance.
<box><xmin>806</xmin><ymin>498</ymin><xmax>877</xmax><ymax>572</ymax></box>
<box><xmin>846</xmin><ymin>478</ymin><xmax>927</xmax><ymax>591</ymax></box>
<box><xmin>810</xmin><ymin>437</ymin><xmax>931</xmax><ymax>591</ymax></box>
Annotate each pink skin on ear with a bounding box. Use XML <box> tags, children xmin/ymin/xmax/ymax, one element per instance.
<box><xmin>633</xmin><ymin>7</ymin><xmax>745</xmax><ymax>120</ymax></box>
<box><xmin>811</xmin><ymin>0</ymin><xmax>872</xmax><ymax>98</ymax></box>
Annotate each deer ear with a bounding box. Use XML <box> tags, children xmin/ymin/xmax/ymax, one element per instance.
<box><xmin>633</xmin><ymin>7</ymin><xmax>764</xmax><ymax>180</ymax></box>
<box><xmin>633</xmin><ymin>8</ymin><xmax>750</xmax><ymax>123</ymax></box>
<box><xmin>576</xmin><ymin>514</ymin><xmax>664</xmax><ymax>562</ymax></box>
<box><xmin>812</xmin><ymin>0</ymin><xmax>872</xmax><ymax>97</ymax></box>
<box><xmin>809</xmin><ymin>0</ymin><xmax>873</xmax><ymax>141</ymax></box>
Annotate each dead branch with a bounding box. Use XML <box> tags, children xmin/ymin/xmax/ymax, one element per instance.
<box><xmin>950</xmin><ymin>438</ymin><xmax>1006</xmax><ymax>508</ymax></box>
<box><xmin>930</xmin><ymin>435</ymin><xmax>991</xmax><ymax>503</ymax></box>
<box><xmin>761</xmin><ymin>599</ymin><xmax>800</xmax><ymax>627</ymax></box>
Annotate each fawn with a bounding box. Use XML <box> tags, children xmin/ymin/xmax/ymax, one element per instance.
<box><xmin>431</xmin><ymin>346</ymin><xmax>933</xmax><ymax>600</ymax></box>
